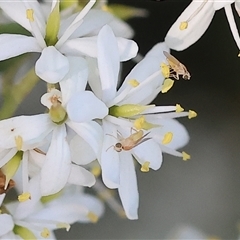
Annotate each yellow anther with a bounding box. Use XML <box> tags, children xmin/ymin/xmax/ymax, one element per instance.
<box><xmin>56</xmin><ymin>223</ymin><xmax>71</xmax><ymax>232</ymax></box>
<box><xmin>128</xmin><ymin>79</ymin><xmax>140</xmax><ymax>87</ymax></box>
<box><xmin>26</xmin><ymin>9</ymin><xmax>34</xmax><ymax>22</ymax></box>
<box><xmin>182</xmin><ymin>151</ymin><xmax>191</xmax><ymax>161</ymax></box>
<box><xmin>134</xmin><ymin>116</ymin><xmax>159</xmax><ymax>130</ymax></box>
<box><xmin>18</xmin><ymin>192</ymin><xmax>31</xmax><ymax>202</ymax></box>
<box><xmin>15</xmin><ymin>136</ymin><xmax>23</xmax><ymax>151</ymax></box>
<box><xmin>160</xmin><ymin>63</ymin><xmax>170</xmax><ymax>78</ymax></box>
<box><xmin>188</xmin><ymin>110</ymin><xmax>197</xmax><ymax>119</ymax></box>
<box><xmin>238</xmin><ymin>52</ymin><xmax>240</xmax><ymax>57</ymax></box>
<box><xmin>161</xmin><ymin>78</ymin><xmax>174</xmax><ymax>93</ymax></box>
<box><xmin>179</xmin><ymin>21</ymin><xmax>188</xmax><ymax>30</ymax></box>
<box><xmin>41</xmin><ymin>228</ymin><xmax>50</xmax><ymax>238</ymax></box>
<box><xmin>87</xmin><ymin>212</ymin><xmax>99</xmax><ymax>223</ymax></box>
<box><xmin>162</xmin><ymin>132</ymin><xmax>173</xmax><ymax>144</ymax></box>
<box><xmin>141</xmin><ymin>161</ymin><xmax>150</xmax><ymax>172</ymax></box>
<box><xmin>176</xmin><ymin>104</ymin><xmax>184</xmax><ymax>112</ymax></box>
<box><xmin>91</xmin><ymin>166</ymin><xmax>101</xmax><ymax>177</ymax></box>
<box><xmin>134</xmin><ymin>116</ymin><xmax>145</xmax><ymax>130</ymax></box>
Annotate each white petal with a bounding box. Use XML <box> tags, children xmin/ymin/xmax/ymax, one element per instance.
<box><xmin>86</xmin><ymin>57</ymin><xmax>103</xmax><ymax>100</ymax></box>
<box><xmin>213</xmin><ymin>0</ymin><xmax>234</xmax><ymax>10</ymax></box>
<box><xmin>97</xmin><ymin>25</ymin><xmax>119</xmax><ymax>103</ymax></box>
<box><xmin>116</xmin><ymin>37</ymin><xmax>138</xmax><ymax>61</ymax></box>
<box><xmin>59</xmin><ymin>57</ymin><xmax>88</xmax><ymax>106</ymax></box>
<box><xmin>0</xmin><ymin>149</ymin><xmax>17</xmax><ymax>168</ymax></box>
<box><xmin>14</xmin><ymin>175</ymin><xmax>42</xmax><ymax>220</ymax></box>
<box><xmin>35</xmin><ymin>46</ymin><xmax>69</xmax><ymax>83</ymax></box>
<box><xmin>76</xmin><ymin>194</ymin><xmax>105</xmax><ymax>223</ymax></box>
<box><xmin>0</xmin><ymin>34</ymin><xmax>41</xmax><ymax>61</ymax></box>
<box><xmin>70</xmin><ymin>135</ymin><xmax>97</xmax><ymax>165</ymax></box>
<box><xmin>108</xmin><ymin>17</ymin><xmax>134</xmax><ymax>38</ymax></box>
<box><xmin>67</xmin><ymin>121</ymin><xmax>103</xmax><ymax>160</ymax></box>
<box><xmin>0</xmin><ymin>1</ymin><xmax>46</xmax><ymax>33</ymax></box>
<box><xmin>40</xmin><ymin>125</ymin><xmax>71</xmax><ymax>196</ymax></box>
<box><xmin>165</xmin><ymin>1</ymin><xmax>215</xmax><ymax>50</ymax></box>
<box><xmin>0</xmin><ymin>214</ymin><xmax>14</xmax><ymax>236</ymax></box>
<box><xmin>68</xmin><ymin>164</ymin><xmax>96</xmax><ymax>187</ymax></box>
<box><xmin>133</xmin><ymin>140</ymin><xmax>162</xmax><ymax>170</ymax></box>
<box><xmin>117</xmin><ymin>42</ymin><xmax>168</xmax><ymax>105</ymax></box>
<box><xmin>59</xmin><ymin>9</ymin><xmax>114</xmax><ymax>39</ymax></box>
<box><xmin>67</xmin><ymin>91</ymin><xmax>108</xmax><ymax>122</ymax></box>
<box><xmin>59</xmin><ymin>36</ymin><xmax>98</xmax><ymax>57</ymax></box>
<box><xmin>100</xmin><ymin>120</ymin><xmax>120</xmax><ymax>188</ymax></box>
<box><xmin>0</xmin><ymin>114</ymin><xmax>53</xmax><ymax>150</ymax></box>
<box><xmin>149</xmin><ymin>118</ymin><xmax>190</xmax><ymax>150</ymax></box>
<box><xmin>118</xmin><ymin>151</ymin><xmax>139</xmax><ymax>220</ymax></box>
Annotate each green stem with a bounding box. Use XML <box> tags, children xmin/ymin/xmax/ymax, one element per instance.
<box><xmin>0</xmin><ymin>68</ymin><xmax>39</xmax><ymax>119</ymax></box>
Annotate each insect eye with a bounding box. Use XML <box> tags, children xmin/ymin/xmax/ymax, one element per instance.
<box><xmin>183</xmin><ymin>75</ymin><xmax>189</xmax><ymax>80</ymax></box>
<box><xmin>115</xmin><ymin>143</ymin><xmax>122</xmax><ymax>152</ymax></box>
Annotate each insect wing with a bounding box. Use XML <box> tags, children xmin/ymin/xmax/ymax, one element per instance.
<box><xmin>163</xmin><ymin>51</ymin><xmax>181</xmax><ymax>66</ymax></box>
<box><xmin>133</xmin><ymin>132</ymin><xmax>151</xmax><ymax>148</ymax></box>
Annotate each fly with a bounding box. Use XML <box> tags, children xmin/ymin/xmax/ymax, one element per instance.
<box><xmin>163</xmin><ymin>51</ymin><xmax>191</xmax><ymax>80</ymax></box>
<box><xmin>106</xmin><ymin>129</ymin><xmax>151</xmax><ymax>152</ymax></box>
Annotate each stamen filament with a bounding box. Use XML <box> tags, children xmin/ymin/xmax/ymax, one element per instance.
<box><xmin>180</xmin><ymin>0</ymin><xmax>208</xmax><ymax>29</ymax></box>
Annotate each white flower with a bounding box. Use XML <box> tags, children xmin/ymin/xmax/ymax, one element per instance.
<box><xmin>39</xmin><ymin>56</ymin><xmax>108</xmax><ymax>195</ymax></box>
<box><xmin>0</xmin><ymin>114</ymin><xmax>54</xmax><ymax>195</ymax></box>
<box><xmin>0</xmin><ymin>176</ymin><xmax>104</xmax><ymax>239</ymax></box>
<box><xmin>89</xmin><ymin>25</ymin><xmax>192</xmax><ymax>219</ymax></box>
<box><xmin>0</xmin><ymin>0</ymin><xmax>138</xmax><ymax>83</ymax></box>
<box><xmin>165</xmin><ymin>0</ymin><xmax>240</xmax><ymax>52</ymax></box>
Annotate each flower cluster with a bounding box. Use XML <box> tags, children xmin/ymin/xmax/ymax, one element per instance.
<box><xmin>0</xmin><ymin>0</ymin><xmax>196</xmax><ymax>239</ymax></box>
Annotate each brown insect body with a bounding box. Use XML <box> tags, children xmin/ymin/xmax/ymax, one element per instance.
<box><xmin>107</xmin><ymin>130</ymin><xmax>151</xmax><ymax>152</ymax></box>
<box><xmin>163</xmin><ymin>51</ymin><xmax>191</xmax><ymax>80</ymax></box>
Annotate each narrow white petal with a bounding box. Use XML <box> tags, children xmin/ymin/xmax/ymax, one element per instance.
<box><xmin>100</xmin><ymin>121</ymin><xmax>120</xmax><ymax>188</ymax></box>
<box><xmin>35</xmin><ymin>46</ymin><xmax>69</xmax><ymax>83</ymax></box>
<box><xmin>67</xmin><ymin>91</ymin><xmax>108</xmax><ymax>122</ymax></box>
<box><xmin>133</xmin><ymin>140</ymin><xmax>162</xmax><ymax>170</ymax></box>
<box><xmin>59</xmin><ymin>57</ymin><xmax>88</xmax><ymax>106</ymax></box>
<box><xmin>67</xmin><ymin>121</ymin><xmax>103</xmax><ymax>159</ymax></box>
<box><xmin>118</xmin><ymin>151</ymin><xmax>139</xmax><ymax>220</ymax></box>
<box><xmin>0</xmin><ymin>214</ymin><xmax>14</xmax><ymax>236</ymax></box>
<box><xmin>0</xmin><ymin>34</ymin><xmax>41</xmax><ymax>61</ymax></box>
<box><xmin>68</xmin><ymin>165</ymin><xmax>96</xmax><ymax>187</ymax></box>
<box><xmin>97</xmin><ymin>25</ymin><xmax>119</xmax><ymax>103</ymax></box>
<box><xmin>70</xmin><ymin>135</ymin><xmax>97</xmax><ymax>165</ymax></box>
<box><xmin>165</xmin><ymin>1</ymin><xmax>215</xmax><ymax>50</ymax></box>
<box><xmin>40</xmin><ymin>125</ymin><xmax>71</xmax><ymax>196</ymax></box>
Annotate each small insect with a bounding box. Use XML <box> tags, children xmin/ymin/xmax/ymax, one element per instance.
<box><xmin>106</xmin><ymin>129</ymin><xmax>151</xmax><ymax>152</ymax></box>
<box><xmin>163</xmin><ymin>51</ymin><xmax>191</xmax><ymax>80</ymax></box>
